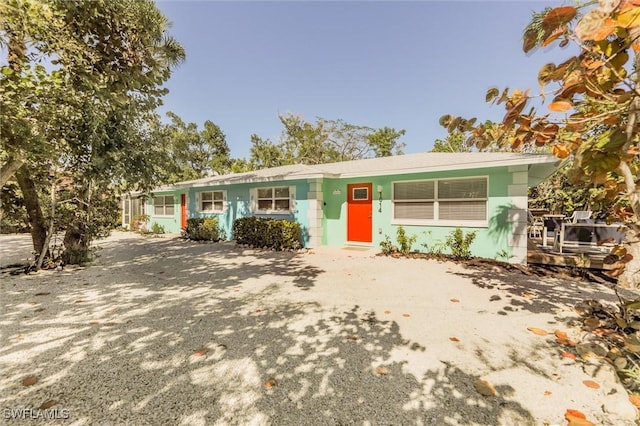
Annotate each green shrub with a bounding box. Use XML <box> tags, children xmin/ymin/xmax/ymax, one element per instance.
<box><xmin>184</xmin><ymin>217</ymin><xmax>222</xmax><ymax>241</ymax></box>
<box><xmin>446</xmin><ymin>228</ymin><xmax>477</xmax><ymax>260</ymax></box>
<box><xmin>233</xmin><ymin>217</ymin><xmax>301</xmax><ymax>250</ymax></box>
<box><xmin>396</xmin><ymin>225</ymin><xmax>417</xmax><ymax>255</ymax></box>
<box><xmin>151</xmin><ymin>223</ymin><xmax>165</xmax><ymax>234</ymax></box>
<box><xmin>379</xmin><ymin>235</ymin><xmax>395</xmax><ymax>255</ymax></box>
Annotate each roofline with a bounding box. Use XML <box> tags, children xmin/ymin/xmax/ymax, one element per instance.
<box><xmin>333</xmin><ymin>155</ymin><xmax>559</xmax><ymax>179</ymax></box>
<box><xmin>145</xmin><ymin>154</ymin><xmax>560</xmax><ymax>193</ymax></box>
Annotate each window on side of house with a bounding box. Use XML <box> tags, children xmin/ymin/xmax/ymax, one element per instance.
<box><xmin>437</xmin><ymin>178</ymin><xmax>487</xmax><ymax>221</ymax></box>
<box><xmin>393</xmin><ymin>181</ymin><xmax>435</xmax><ymax>220</ymax></box>
<box><xmin>153</xmin><ymin>195</ymin><xmax>175</xmax><ymax>217</ymax></box>
<box><xmin>392</xmin><ymin>177</ymin><xmax>487</xmax><ymax>224</ymax></box>
<box><xmin>253</xmin><ymin>186</ymin><xmax>295</xmax><ymax>213</ymax></box>
<box><xmin>198</xmin><ymin>190</ymin><xmax>226</xmax><ymax>213</ymax></box>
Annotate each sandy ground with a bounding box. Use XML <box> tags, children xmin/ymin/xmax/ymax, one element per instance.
<box><xmin>0</xmin><ymin>231</ymin><xmax>638</xmax><ymax>425</ymax></box>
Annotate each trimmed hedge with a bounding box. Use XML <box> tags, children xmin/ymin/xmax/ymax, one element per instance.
<box><xmin>184</xmin><ymin>217</ymin><xmax>221</xmax><ymax>241</ymax></box>
<box><xmin>233</xmin><ymin>217</ymin><xmax>302</xmax><ymax>250</ymax></box>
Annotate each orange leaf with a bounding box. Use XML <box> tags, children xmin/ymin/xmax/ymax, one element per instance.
<box><xmin>192</xmin><ymin>347</ymin><xmax>210</xmax><ymax>357</ymax></box>
<box><xmin>22</xmin><ymin>375</ymin><xmax>38</xmax><ymax>386</ymax></box>
<box><xmin>576</xmin><ymin>9</ymin><xmax>615</xmax><ymax>41</ymax></box>
<box><xmin>583</xmin><ymin>380</ymin><xmax>600</xmax><ymax>389</ymax></box>
<box><xmin>449</xmin><ymin>337</ymin><xmax>460</xmax><ymax>342</ymax></box>
<box><xmin>450</xmin><ymin>298</ymin><xmax>460</xmax><ymax>303</ymax></box>
<box><xmin>542</xmin><ymin>28</ymin><xmax>564</xmax><ymax>47</ymax></box>
<box><xmin>565</xmin><ymin>409</ymin><xmax>586</xmax><ymax>420</ymax></box>
<box><xmin>542</xmin><ymin>6</ymin><xmax>577</xmax><ymax>31</ymax></box>
<box><xmin>544</xmin><ymin>390</ymin><xmax>552</xmax><ymax>396</ymax></box>
<box><xmin>402</xmin><ymin>313</ymin><xmax>410</xmax><ymax>318</ymax></box>
<box><xmin>555</xmin><ymin>330</ymin><xmax>568</xmax><ymax>340</ymax></box>
<box><xmin>549</xmin><ymin>100</ymin><xmax>572</xmax><ymax>112</ymax></box>
<box><xmin>39</xmin><ymin>400</ymin><xmax>57</xmax><ymax>410</ymax></box>
<box><xmin>552</xmin><ymin>144</ymin><xmax>571</xmax><ymax>159</ymax></box>
<box><xmin>629</xmin><ymin>394</ymin><xmax>640</xmax><ymax>408</ymax></box>
<box><xmin>375</xmin><ymin>367</ymin><xmax>389</xmax><ymax>375</ymax></box>
<box><xmin>561</xmin><ymin>351</ymin><xmax>577</xmax><ymax>360</ymax></box>
<box><xmin>383</xmin><ymin>310</ymin><xmax>391</xmax><ymax>314</ymax></box>
<box><xmin>264</xmin><ymin>377</ymin><xmax>278</xmax><ymax>389</ymax></box>
<box><xmin>527</xmin><ymin>327</ymin><xmax>548</xmax><ymax>336</ymax></box>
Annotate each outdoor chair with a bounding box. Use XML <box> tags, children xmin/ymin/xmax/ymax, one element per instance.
<box><xmin>528</xmin><ymin>211</ymin><xmax>544</xmax><ymax>238</ymax></box>
<box><xmin>567</xmin><ymin>210</ymin><xmax>592</xmax><ymax>223</ymax></box>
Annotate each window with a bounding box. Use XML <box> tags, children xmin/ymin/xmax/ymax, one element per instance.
<box><xmin>153</xmin><ymin>195</ymin><xmax>174</xmax><ymax>217</ymax></box>
<box><xmin>253</xmin><ymin>186</ymin><xmax>295</xmax><ymax>213</ymax></box>
<box><xmin>198</xmin><ymin>190</ymin><xmax>226</xmax><ymax>213</ymax></box>
<box><xmin>352</xmin><ymin>187</ymin><xmax>369</xmax><ymax>200</ymax></box>
<box><xmin>392</xmin><ymin>177</ymin><xmax>487</xmax><ymax>224</ymax></box>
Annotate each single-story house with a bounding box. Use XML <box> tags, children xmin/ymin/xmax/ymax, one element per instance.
<box><xmin>121</xmin><ymin>152</ymin><xmax>560</xmax><ymax>264</ymax></box>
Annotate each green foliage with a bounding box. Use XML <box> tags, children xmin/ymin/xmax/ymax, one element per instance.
<box><xmin>367</xmin><ymin>127</ymin><xmax>406</xmax><ymax>157</ymax></box>
<box><xmin>0</xmin><ymin>182</ymin><xmax>28</xmax><ymax>233</ymax></box>
<box><xmin>184</xmin><ymin>217</ymin><xmax>221</xmax><ymax>242</ymax></box>
<box><xmin>249</xmin><ymin>113</ymin><xmax>407</xmax><ymax>168</ymax></box>
<box><xmin>528</xmin><ymin>163</ymin><xmax>615</xmax><ymax>220</ymax></box>
<box><xmin>232</xmin><ymin>217</ymin><xmax>301</xmax><ymax>250</ymax></box>
<box><xmin>379</xmin><ymin>235</ymin><xmax>395</xmax><ymax>255</ymax></box>
<box><xmin>0</xmin><ymin>0</ymin><xmax>186</xmax><ymax>264</ymax></box>
<box><xmin>420</xmin><ymin>231</ymin><xmax>446</xmax><ymax>255</ymax></box>
<box><xmin>158</xmin><ymin>112</ymin><xmax>231</xmax><ymax>183</ymax></box>
<box><xmin>445</xmin><ymin>228</ymin><xmax>477</xmax><ymax>260</ymax></box>
<box><xmin>150</xmin><ymin>223</ymin><xmax>165</xmax><ymax>235</ymax></box>
<box><xmin>431</xmin><ymin>131</ymin><xmax>472</xmax><ymax>153</ymax></box>
<box><xmin>396</xmin><ymin>225</ymin><xmax>417</xmax><ymax>255</ymax></box>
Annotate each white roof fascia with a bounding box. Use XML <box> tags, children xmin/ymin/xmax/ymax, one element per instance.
<box><xmin>186</xmin><ymin>172</ymin><xmax>332</xmax><ymax>188</ymax></box>
<box><xmin>336</xmin><ymin>156</ymin><xmax>559</xmax><ymax>179</ymax></box>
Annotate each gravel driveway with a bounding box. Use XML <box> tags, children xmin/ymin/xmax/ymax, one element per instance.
<box><xmin>0</xmin><ymin>232</ymin><xmax>637</xmax><ymax>425</ymax></box>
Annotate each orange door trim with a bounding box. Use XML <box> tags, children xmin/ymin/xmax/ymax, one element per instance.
<box><xmin>180</xmin><ymin>194</ymin><xmax>187</xmax><ymax>230</ymax></box>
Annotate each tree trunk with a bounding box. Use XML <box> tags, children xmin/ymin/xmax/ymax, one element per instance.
<box><xmin>620</xmin><ymin>225</ymin><xmax>640</xmax><ymax>288</ymax></box>
<box><xmin>15</xmin><ymin>165</ymin><xmax>48</xmax><ymax>258</ymax></box>
<box><xmin>0</xmin><ymin>156</ymin><xmax>25</xmax><ymax>188</ymax></box>
<box><xmin>62</xmin><ymin>180</ymin><xmax>93</xmax><ymax>265</ymax></box>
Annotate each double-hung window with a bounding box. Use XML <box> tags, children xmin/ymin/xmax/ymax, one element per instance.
<box><xmin>153</xmin><ymin>195</ymin><xmax>174</xmax><ymax>217</ymax></box>
<box><xmin>252</xmin><ymin>186</ymin><xmax>295</xmax><ymax>213</ymax></box>
<box><xmin>392</xmin><ymin>177</ymin><xmax>487</xmax><ymax>225</ymax></box>
<box><xmin>198</xmin><ymin>190</ymin><xmax>226</xmax><ymax>213</ymax></box>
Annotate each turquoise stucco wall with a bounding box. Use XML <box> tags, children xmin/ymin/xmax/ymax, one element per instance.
<box><xmin>146</xmin><ymin>190</ymin><xmax>184</xmax><ymax>233</ymax></box>
<box><xmin>322</xmin><ymin>167</ymin><xmax>515</xmax><ymax>260</ymax></box>
<box><xmin>187</xmin><ymin>180</ymin><xmax>312</xmax><ymax>245</ymax></box>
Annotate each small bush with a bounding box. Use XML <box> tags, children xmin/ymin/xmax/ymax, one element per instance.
<box><xmin>151</xmin><ymin>223</ymin><xmax>165</xmax><ymax>234</ymax></box>
<box><xmin>446</xmin><ymin>228</ymin><xmax>477</xmax><ymax>260</ymax></box>
<box><xmin>396</xmin><ymin>225</ymin><xmax>417</xmax><ymax>255</ymax></box>
<box><xmin>379</xmin><ymin>235</ymin><xmax>395</xmax><ymax>255</ymax></box>
<box><xmin>185</xmin><ymin>217</ymin><xmax>222</xmax><ymax>242</ymax></box>
<box><xmin>233</xmin><ymin>217</ymin><xmax>301</xmax><ymax>250</ymax></box>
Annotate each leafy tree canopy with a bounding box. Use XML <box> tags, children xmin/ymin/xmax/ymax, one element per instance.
<box><xmin>440</xmin><ymin>1</ymin><xmax>640</xmax><ymax>284</ymax></box>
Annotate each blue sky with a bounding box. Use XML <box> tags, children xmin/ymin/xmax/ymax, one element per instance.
<box><xmin>155</xmin><ymin>1</ymin><xmax>574</xmax><ymax>159</ymax></box>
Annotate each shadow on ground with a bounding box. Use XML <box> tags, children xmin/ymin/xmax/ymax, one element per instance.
<box><xmin>0</xmin><ymin>235</ymin><xmax>536</xmax><ymax>425</ymax></box>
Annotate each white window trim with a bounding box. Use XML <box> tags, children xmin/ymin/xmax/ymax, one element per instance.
<box><xmin>391</xmin><ymin>176</ymin><xmax>489</xmax><ymax>227</ymax></box>
<box><xmin>250</xmin><ymin>186</ymin><xmax>296</xmax><ymax>215</ymax></box>
<box><xmin>196</xmin><ymin>190</ymin><xmax>227</xmax><ymax>214</ymax></box>
<box><xmin>152</xmin><ymin>195</ymin><xmax>175</xmax><ymax>218</ymax></box>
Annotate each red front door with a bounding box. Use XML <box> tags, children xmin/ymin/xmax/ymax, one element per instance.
<box><xmin>180</xmin><ymin>194</ymin><xmax>187</xmax><ymax>230</ymax></box>
<box><xmin>347</xmin><ymin>183</ymin><xmax>373</xmax><ymax>243</ymax></box>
